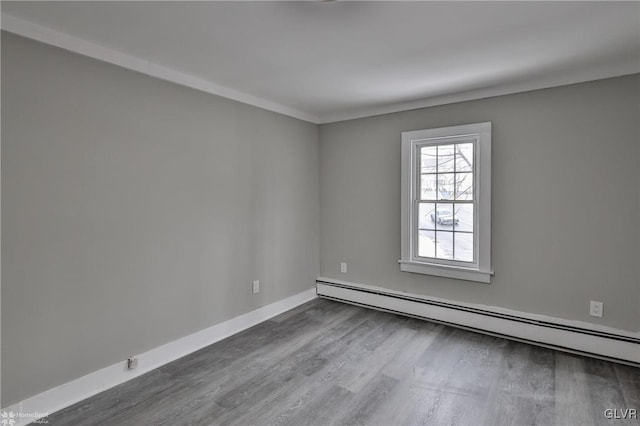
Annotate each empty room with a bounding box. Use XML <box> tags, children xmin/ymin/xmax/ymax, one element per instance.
<box><xmin>1</xmin><ymin>1</ymin><xmax>639</xmax><ymax>425</ymax></box>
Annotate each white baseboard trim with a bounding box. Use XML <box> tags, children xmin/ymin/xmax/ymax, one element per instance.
<box><xmin>316</xmin><ymin>277</ymin><xmax>640</xmax><ymax>366</ymax></box>
<box><xmin>2</xmin><ymin>288</ymin><xmax>318</xmax><ymax>426</ymax></box>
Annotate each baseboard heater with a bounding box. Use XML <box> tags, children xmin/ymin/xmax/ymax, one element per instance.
<box><xmin>316</xmin><ymin>279</ymin><xmax>640</xmax><ymax>366</ymax></box>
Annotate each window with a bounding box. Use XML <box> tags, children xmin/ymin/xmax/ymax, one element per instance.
<box><xmin>400</xmin><ymin>122</ymin><xmax>492</xmax><ymax>283</ymax></box>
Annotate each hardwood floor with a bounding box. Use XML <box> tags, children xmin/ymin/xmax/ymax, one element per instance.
<box><xmin>46</xmin><ymin>298</ymin><xmax>640</xmax><ymax>426</ymax></box>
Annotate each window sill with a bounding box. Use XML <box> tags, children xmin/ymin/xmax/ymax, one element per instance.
<box><xmin>398</xmin><ymin>260</ymin><xmax>492</xmax><ymax>283</ymax></box>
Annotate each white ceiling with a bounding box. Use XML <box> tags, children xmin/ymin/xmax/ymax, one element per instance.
<box><xmin>2</xmin><ymin>1</ymin><xmax>640</xmax><ymax>123</ymax></box>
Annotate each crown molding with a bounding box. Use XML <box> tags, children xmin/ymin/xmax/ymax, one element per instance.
<box><xmin>1</xmin><ymin>13</ymin><xmax>320</xmax><ymax>124</ymax></box>
<box><xmin>317</xmin><ymin>59</ymin><xmax>640</xmax><ymax>124</ymax></box>
<box><xmin>3</xmin><ymin>13</ymin><xmax>639</xmax><ymax>126</ymax></box>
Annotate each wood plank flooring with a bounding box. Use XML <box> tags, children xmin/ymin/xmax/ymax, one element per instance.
<box><xmin>45</xmin><ymin>298</ymin><xmax>640</xmax><ymax>426</ymax></box>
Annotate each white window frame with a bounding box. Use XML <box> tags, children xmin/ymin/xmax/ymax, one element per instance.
<box><xmin>399</xmin><ymin>122</ymin><xmax>492</xmax><ymax>283</ymax></box>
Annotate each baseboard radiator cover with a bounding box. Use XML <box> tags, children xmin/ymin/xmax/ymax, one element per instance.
<box><xmin>316</xmin><ymin>279</ymin><xmax>640</xmax><ymax>366</ymax></box>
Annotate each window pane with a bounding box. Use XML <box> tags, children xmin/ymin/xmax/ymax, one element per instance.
<box><xmin>455</xmin><ymin>143</ymin><xmax>473</xmax><ymax>172</ymax></box>
<box><xmin>437</xmin><ymin>145</ymin><xmax>455</xmax><ymax>173</ymax></box>
<box><xmin>418</xmin><ymin>203</ymin><xmax>436</xmax><ymax>230</ymax></box>
<box><xmin>435</xmin><ymin>231</ymin><xmax>453</xmax><ymax>259</ymax></box>
<box><xmin>421</xmin><ymin>146</ymin><xmax>437</xmax><ymax>174</ymax></box>
<box><xmin>420</xmin><ymin>175</ymin><xmax>437</xmax><ymax>200</ymax></box>
<box><xmin>418</xmin><ymin>230</ymin><xmax>436</xmax><ymax>258</ymax></box>
<box><xmin>437</xmin><ymin>174</ymin><xmax>455</xmax><ymax>200</ymax></box>
<box><xmin>455</xmin><ymin>172</ymin><xmax>473</xmax><ymax>200</ymax></box>
<box><xmin>434</xmin><ymin>203</ymin><xmax>454</xmax><ymax>230</ymax></box>
<box><xmin>453</xmin><ymin>204</ymin><xmax>473</xmax><ymax>233</ymax></box>
<box><xmin>454</xmin><ymin>233</ymin><xmax>474</xmax><ymax>262</ymax></box>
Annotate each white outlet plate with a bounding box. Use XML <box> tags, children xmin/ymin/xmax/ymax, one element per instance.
<box><xmin>253</xmin><ymin>280</ymin><xmax>260</xmax><ymax>294</ymax></box>
<box><xmin>589</xmin><ymin>300</ymin><xmax>603</xmax><ymax>318</ymax></box>
<box><xmin>127</xmin><ymin>357</ymin><xmax>138</xmax><ymax>370</ymax></box>
<box><xmin>340</xmin><ymin>262</ymin><xmax>347</xmax><ymax>273</ymax></box>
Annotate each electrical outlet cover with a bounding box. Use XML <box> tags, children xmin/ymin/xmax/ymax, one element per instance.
<box><xmin>127</xmin><ymin>357</ymin><xmax>138</xmax><ymax>370</ymax></box>
<box><xmin>589</xmin><ymin>301</ymin><xmax>603</xmax><ymax>318</ymax></box>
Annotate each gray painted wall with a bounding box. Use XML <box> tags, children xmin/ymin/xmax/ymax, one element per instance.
<box><xmin>3</xmin><ymin>29</ymin><xmax>639</xmax><ymax>409</ymax></box>
<box><xmin>1</xmin><ymin>33</ymin><xmax>319</xmax><ymax>406</ymax></box>
<box><xmin>320</xmin><ymin>74</ymin><xmax>640</xmax><ymax>332</ymax></box>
